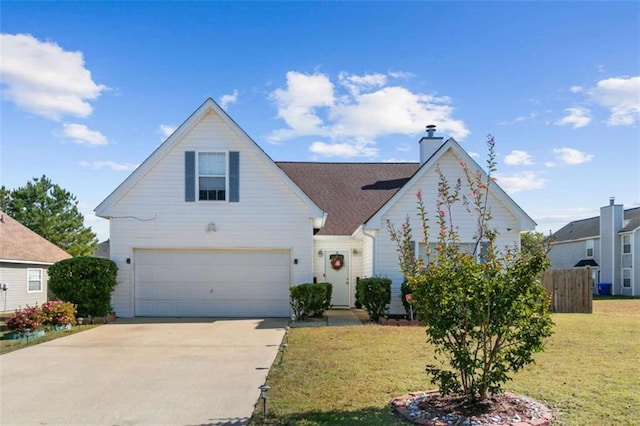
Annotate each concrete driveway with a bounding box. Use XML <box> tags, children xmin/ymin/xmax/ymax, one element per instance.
<box><xmin>1</xmin><ymin>318</ymin><xmax>288</xmax><ymax>426</ymax></box>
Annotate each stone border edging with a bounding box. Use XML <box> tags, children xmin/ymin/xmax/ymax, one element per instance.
<box><xmin>391</xmin><ymin>390</ymin><xmax>553</xmax><ymax>426</ymax></box>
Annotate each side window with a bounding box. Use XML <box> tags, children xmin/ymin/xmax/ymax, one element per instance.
<box><xmin>586</xmin><ymin>239</ymin><xmax>594</xmax><ymax>258</ymax></box>
<box><xmin>622</xmin><ymin>235</ymin><xmax>631</xmax><ymax>254</ymax></box>
<box><xmin>27</xmin><ymin>268</ymin><xmax>43</xmax><ymax>292</ymax></box>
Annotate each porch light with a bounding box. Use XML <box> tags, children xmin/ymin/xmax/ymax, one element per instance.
<box><xmin>317</xmin><ymin>250</ymin><xmax>323</xmax><ymax>257</ymax></box>
<box><xmin>352</xmin><ymin>248</ymin><xmax>359</xmax><ymax>255</ymax></box>
<box><xmin>206</xmin><ymin>222</ymin><xmax>216</xmax><ymax>233</ymax></box>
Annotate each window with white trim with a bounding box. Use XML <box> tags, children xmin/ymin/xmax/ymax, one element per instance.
<box><xmin>622</xmin><ymin>268</ymin><xmax>631</xmax><ymax>288</ymax></box>
<box><xmin>27</xmin><ymin>268</ymin><xmax>43</xmax><ymax>293</ymax></box>
<box><xmin>198</xmin><ymin>152</ymin><xmax>227</xmax><ymax>201</ymax></box>
<box><xmin>586</xmin><ymin>239</ymin><xmax>594</xmax><ymax>258</ymax></box>
<box><xmin>622</xmin><ymin>235</ymin><xmax>631</xmax><ymax>254</ymax></box>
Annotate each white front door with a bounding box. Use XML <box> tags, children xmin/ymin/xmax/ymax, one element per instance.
<box><xmin>325</xmin><ymin>251</ymin><xmax>350</xmax><ymax>307</ymax></box>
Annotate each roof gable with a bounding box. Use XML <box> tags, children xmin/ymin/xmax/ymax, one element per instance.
<box><xmin>364</xmin><ymin>138</ymin><xmax>536</xmax><ymax>231</ymax></box>
<box><xmin>277</xmin><ymin>162</ymin><xmax>419</xmax><ymax>235</ymax></box>
<box><xmin>0</xmin><ymin>213</ymin><xmax>71</xmax><ymax>264</ymax></box>
<box><xmin>95</xmin><ymin>98</ymin><xmax>323</xmax><ymax>219</ymax></box>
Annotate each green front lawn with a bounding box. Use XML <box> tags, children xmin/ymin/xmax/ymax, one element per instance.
<box><xmin>251</xmin><ymin>299</ymin><xmax>640</xmax><ymax>425</ymax></box>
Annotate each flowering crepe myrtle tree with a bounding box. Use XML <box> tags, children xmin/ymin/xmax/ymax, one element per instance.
<box><xmin>387</xmin><ymin>135</ymin><xmax>553</xmax><ymax>401</ymax></box>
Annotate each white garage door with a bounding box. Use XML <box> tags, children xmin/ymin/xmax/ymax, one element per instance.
<box><xmin>134</xmin><ymin>249</ymin><xmax>291</xmax><ymax>317</ymax></box>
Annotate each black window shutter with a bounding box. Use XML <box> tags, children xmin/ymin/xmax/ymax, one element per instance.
<box><xmin>229</xmin><ymin>151</ymin><xmax>239</xmax><ymax>202</ymax></box>
<box><xmin>185</xmin><ymin>151</ymin><xmax>196</xmax><ymax>202</ymax></box>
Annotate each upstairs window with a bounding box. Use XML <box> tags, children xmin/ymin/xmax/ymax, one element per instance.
<box><xmin>586</xmin><ymin>239</ymin><xmax>594</xmax><ymax>258</ymax></box>
<box><xmin>198</xmin><ymin>152</ymin><xmax>226</xmax><ymax>201</ymax></box>
<box><xmin>27</xmin><ymin>268</ymin><xmax>43</xmax><ymax>292</ymax></box>
<box><xmin>622</xmin><ymin>235</ymin><xmax>631</xmax><ymax>254</ymax></box>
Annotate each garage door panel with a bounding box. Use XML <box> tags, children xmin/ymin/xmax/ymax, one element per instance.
<box><xmin>134</xmin><ymin>249</ymin><xmax>290</xmax><ymax>317</ymax></box>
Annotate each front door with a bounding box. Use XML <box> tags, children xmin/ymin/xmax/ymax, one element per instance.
<box><xmin>325</xmin><ymin>251</ymin><xmax>350</xmax><ymax>307</ymax></box>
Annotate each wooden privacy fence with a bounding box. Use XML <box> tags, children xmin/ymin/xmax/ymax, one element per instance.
<box><xmin>541</xmin><ymin>268</ymin><xmax>593</xmax><ymax>313</ymax></box>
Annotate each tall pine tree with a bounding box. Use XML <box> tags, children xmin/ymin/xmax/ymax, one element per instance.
<box><xmin>2</xmin><ymin>176</ymin><xmax>97</xmax><ymax>256</ymax></box>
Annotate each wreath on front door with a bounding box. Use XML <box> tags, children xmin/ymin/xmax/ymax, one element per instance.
<box><xmin>330</xmin><ymin>254</ymin><xmax>345</xmax><ymax>270</ymax></box>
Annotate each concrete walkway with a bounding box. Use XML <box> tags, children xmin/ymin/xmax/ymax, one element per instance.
<box><xmin>291</xmin><ymin>309</ymin><xmax>363</xmax><ymax>327</ymax></box>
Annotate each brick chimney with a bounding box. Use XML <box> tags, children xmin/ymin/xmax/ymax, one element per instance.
<box><xmin>419</xmin><ymin>125</ymin><xmax>444</xmax><ymax>165</ymax></box>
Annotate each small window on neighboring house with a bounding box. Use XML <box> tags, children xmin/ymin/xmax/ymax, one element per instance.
<box><xmin>622</xmin><ymin>235</ymin><xmax>631</xmax><ymax>254</ymax></box>
<box><xmin>586</xmin><ymin>239</ymin><xmax>594</xmax><ymax>258</ymax></box>
<box><xmin>198</xmin><ymin>152</ymin><xmax>226</xmax><ymax>201</ymax></box>
<box><xmin>27</xmin><ymin>269</ymin><xmax>43</xmax><ymax>292</ymax></box>
<box><xmin>622</xmin><ymin>268</ymin><xmax>631</xmax><ymax>288</ymax></box>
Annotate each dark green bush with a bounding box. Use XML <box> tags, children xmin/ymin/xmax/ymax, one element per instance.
<box><xmin>290</xmin><ymin>282</ymin><xmax>332</xmax><ymax>321</ymax></box>
<box><xmin>355</xmin><ymin>277</ymin><xmax>391</xmax><ymax>320</ymax></box>
<box><xmin>48</xmin><ymin>257</ymin><xmax>118</xmax><ymax>317</ymax></box>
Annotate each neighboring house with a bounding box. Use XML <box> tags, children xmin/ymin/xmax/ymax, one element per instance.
<box><xmin>548</xmin><ymin>199</ymin><xmax>640</xmax><ymax>296</ymax></box>
<box><xmin>94</xmin><ymin>239</ymin><xmax>111</xmax><ymax>259</ymax></box>
<box><xmin>95</xmin><ymin>98</ymin><xmax>535</xmax><ymax>318</ymax></box>
<box><xmin>0</xmin><ymin>213</ymin><xmax>72</xmax><ymax>313</ymax></box>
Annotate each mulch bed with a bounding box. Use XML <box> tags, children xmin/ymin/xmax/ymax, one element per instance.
<box><xmin>392</xmin><ymin>390</ymin><xmax>553</xmax><ymax>425</ymax></box>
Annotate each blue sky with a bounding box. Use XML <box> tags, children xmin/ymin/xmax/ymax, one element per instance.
<box><xmin>1</xmin><ymin>2</ymin><xmax>639</xmax><ymax>243</ymax></box>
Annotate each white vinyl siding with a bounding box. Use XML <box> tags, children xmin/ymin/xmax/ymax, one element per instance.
<box><xmin>27</xmin><ymin>268</ymin><xmax>43</xmax><ymax>293</ymax></box>
<box><xmin>375</xmin><ymin>150</ymin><xmax>523</xmax><ymax>314</ymax></box>
<box><xmin>0</xmin><ymin>264</ymin><xmax>50</xmax><ymax>312</ymax></box>
<box><xmin>106</xmin><ymin>111</ymin><xmax>315</xmax><ymax>317</ymax></box>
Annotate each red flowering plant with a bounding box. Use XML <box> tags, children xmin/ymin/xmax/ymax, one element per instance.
<box><xmin>41</xmin><ymin>301</ymin><xmax>77</xmax><ymax>328</ymax></box>
<box><xmin>6</xmin><ymin>305</ymin><xmax>46</xmax><ymax>333</ymax></box>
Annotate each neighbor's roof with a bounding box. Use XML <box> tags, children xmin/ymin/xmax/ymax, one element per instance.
<box><xmin>0</xmin><ymin>213</ymin><xmax>72</xmax><ymax>264</ymax></box>
<box><xmin>277</xmin><ymin>162</ymin><xmax>420</xmax><ymax>235</ymax></box>
<box><xmin>552</xmin><ymin>206</ymin><xmax>640</xmax><ymax>243</ymax></box>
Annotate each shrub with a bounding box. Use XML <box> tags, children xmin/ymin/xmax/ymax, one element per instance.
<box><xmin>48</xmin><ymin>257</ymin><xmax>118</xmax><ymax>317</ymax></box>
<box><xmin>290</xmin><ymin>282</ymin><xmax>332</xmax><ymax>321</ymax></box>
<box><xmin>400</xmin><ymin>279</ymin><xmax>419</xmax><ymax>320</ymax></box>
<box><xmin>7</xmin><ymin>305</ymin><xmax>45</xmax><ymax>333</ymax></box>
<box><xmin>42</xmin><ymin>301</ymin><xmax>77</xmax><ymax>327</ymax></box>
<box><xmin>355</xmin><ymin>277</ymin><xmax>391</xmax><ymax>320</ymax></box>
<box><xmin>387</xmin><ymin>135</ymin><xmax>553</xmax><ymax>401</ymax></box>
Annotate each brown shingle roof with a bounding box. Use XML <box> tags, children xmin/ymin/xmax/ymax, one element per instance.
<box><xmin>0</xmin><ymin>213</ymin><xmax>71</xmax><ymax>264</ymax></box>
<box><xmin>277</xmin><ymin>162</ymin><xmax>420</xmax><ymax>235</ymax></box>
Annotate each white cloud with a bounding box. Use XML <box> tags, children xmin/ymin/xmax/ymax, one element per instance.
<box><xmin>499</xmin><ymin>112</ymin><xmax>538</xmax><ymax>125</ymax></box>
<box><xmin>555</xmin><ymin>107</ymin><xmax>592</xmax><ymax>128</ymax></box>
<box><xmin>493</xmin><ymin>171</ymin><xmax>548</xmax><ymax>194</ymax></box>
<box><xmin>590</xmin><ymin>76</ymin><xmax>640</xmax><ymax>126</ymax></box>
<box><xmin>269</xmin><ymin>71</ymin><xmax>469</xmax><ymax>157</ymax></box>
<box><xmin>388</xmin><ymin>70</ymin><xmax>415</xmax><ymax>79</ymax></box>
<box><xmin>159</xmin><ymin>124</ymin><xmax>176</xmax><ymax>139</ymax></box>
<box><xmin>61</xmin><ymin>123</ymin><xmax>107</xmax><ymax>145</ymax></box>
<box><xmin>553</xmin><ymin>147</ymin><xmax>594</xmax><ymax>165</ymax></box>
<box><xmin>504</xmin><ymin>150</ymin><xmax>534</xmax><ymax>166</ymax></box>
<box><xmin>219</xmin><ymin>90</ymin><xmax>239</xmax><ymax>109</ymax></box>
<box><xmin>0</xmin><ymin>33</ymin><xmax>107</xmax><ymax>120</ymax></box>
<box><xmin>468</xmin><ymin>152</ymin><xmax>480</xmax><ymax>158</ymax></box>
<box><xmin>79</xmin><ymin>160</ymin><xmax>138</xmax><ymax>171</ymax></box>
<box><xmin>309</xmin><ymin>141</ymin><xmax>377</xmax><ymax>158</ymax></box>
<box><xmin>569</xmin><ymin>86</ymin><xmax>583</xmax><ymax>94</ymax></box>
<box><xmin>270</xmin><ymin>71</ymin><xmax>335</xmax><ymax>141</ymax></box>
<box><xmin>338</xmin><ymin>72</ymin><xmax>387</xmax><ymax>96</ymax></box>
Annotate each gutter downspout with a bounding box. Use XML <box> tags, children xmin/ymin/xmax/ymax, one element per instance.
<box><xmin>362</xmin><ymin>225</ymin><xmax>376</xmax><ymax>276</ymax></box>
